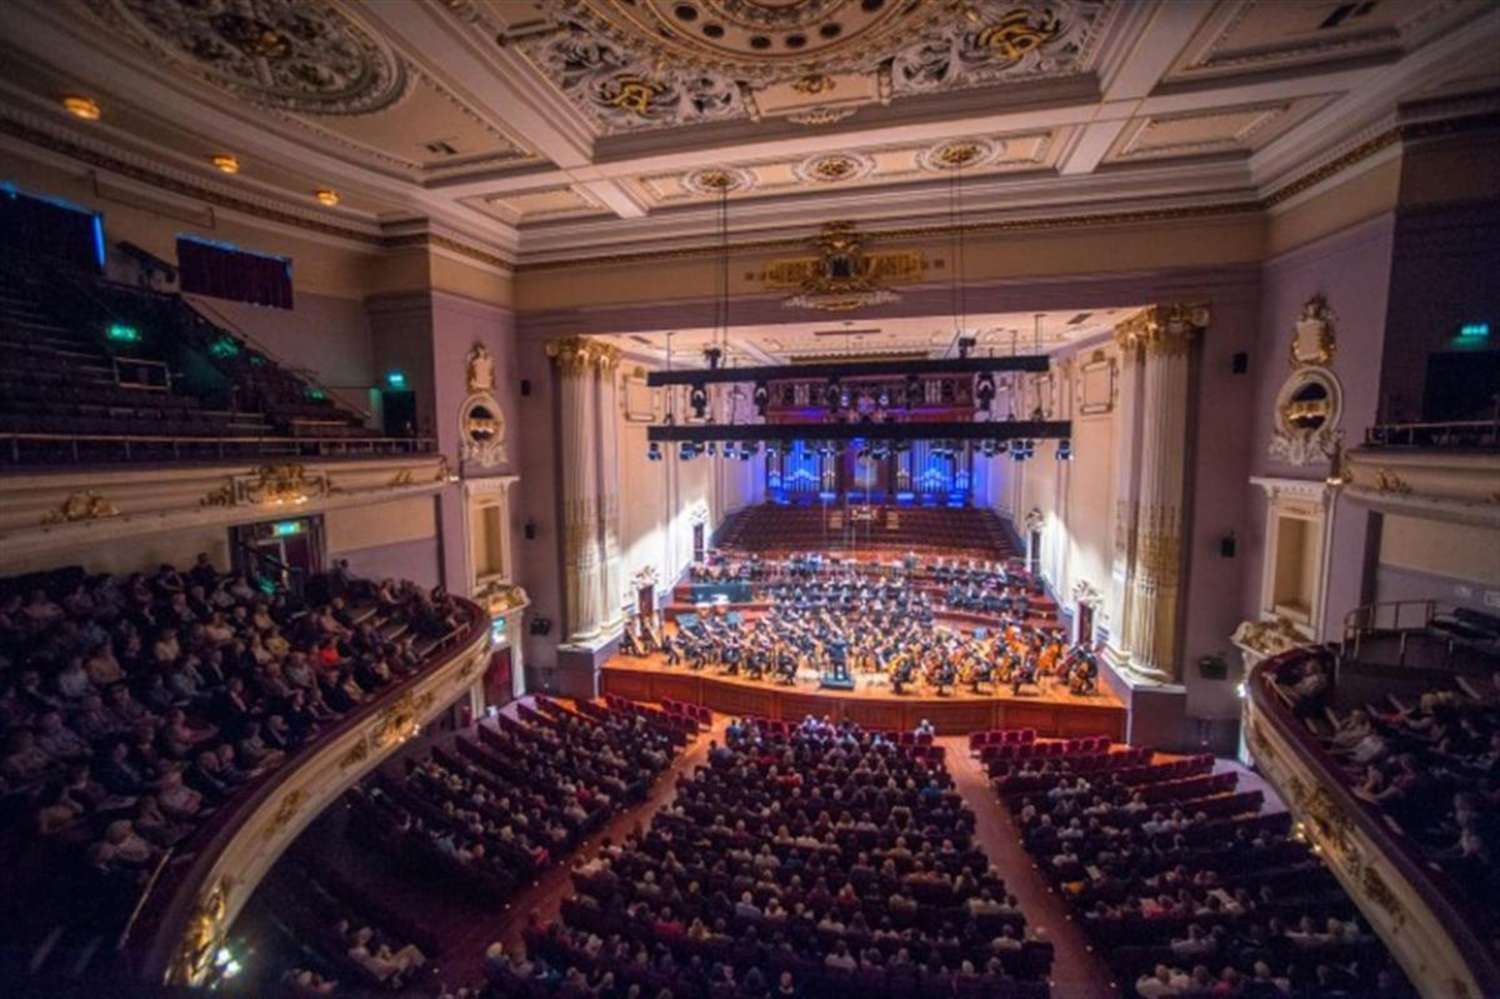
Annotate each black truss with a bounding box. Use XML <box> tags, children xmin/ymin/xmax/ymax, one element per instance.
<box><xmin>645</xmin><ymin>354</ymin><xmax>1050</xmax><ymax>386</ymax></box>
<box><xmin>646</xmin><ymin>420</ymin><xmax>1071</xmax><ymax>443</ymax></box>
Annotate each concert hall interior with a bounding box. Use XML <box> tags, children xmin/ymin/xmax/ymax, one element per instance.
<box><xmin>1</xmin><ymin>2</ymin><xmax>1499</xmax><ymax>998</ymax></box>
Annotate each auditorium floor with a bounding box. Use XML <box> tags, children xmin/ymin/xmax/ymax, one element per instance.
<box><xmin>295</xmin><ymin>704</ymin><xmax>1122</xmax><ymax>995</ymax></box>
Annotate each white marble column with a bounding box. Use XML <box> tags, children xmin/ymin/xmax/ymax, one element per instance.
<box><xmin>594</xmin><ymin>347</ymin><xmax>624</xmax><ymax>634</ymax></box>
<box><xmin>548</xmin><ymin>337</ymin><xmax>605</xmax><ymax>642</ymax></box>
<box><xmin>1117</xmin><ymin>304</ymin><xmax>1211</xmax><ymax>683</ymax></box>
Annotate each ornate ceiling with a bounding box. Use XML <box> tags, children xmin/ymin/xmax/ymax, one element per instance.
<box><xmin>0</xmin><ymin>0</ymin><xmax>1495</xmax><ymax>264</ymax></box>
<box><xmin>506</xmin><ymin>0</ymin><xmax>1113</xmax><ymax>133</ymax></box>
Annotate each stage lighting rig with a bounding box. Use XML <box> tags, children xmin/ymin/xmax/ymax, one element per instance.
<box><xmin>975</xmin><ymin>371</ymin><xmax>997</xmax><ymax>412</ymax></box>
<box><xmin>753</xmin><ymin>382</ymin><xmax>769</xmax><ymax>416</ymax></box>
<box><xmin>689</xmin><ymin>383</ymin><xmax>709</xmax><ymax>419</ymax></box>
<box><xmin>1057</xmin><ymin>438</ymin><xmax>1073</xmax><ymax>461</ymax></box>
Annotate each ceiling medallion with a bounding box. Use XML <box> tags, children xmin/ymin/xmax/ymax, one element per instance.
<box><xmin>684</xmin><ymin>166</ymin><xmax>755</xmax><ymax>195</ymax></box>
<box><xmin>516</xmin><ymin>1</ymin><xmax>1109</xmax><ymax>133</ymax></box>
<box><xmin>795</xmin><ymin>151</ymin><xmax>874</xmax><ymax>184</ymax></box>
<box><xmin>918</xmin><ymin>136</ymin><xmax>1002</xmax><ymax>171</ymax></box>
<box><xmin>84</xmin><ymin>0</ymin><xmax>409</xmax><ymax>115</ymax></box>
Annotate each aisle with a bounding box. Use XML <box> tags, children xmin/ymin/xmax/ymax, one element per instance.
<box><xmin>940</xmin><ymin>735</ymin><xmax>1121</xmax><ymax>999</ymax></box>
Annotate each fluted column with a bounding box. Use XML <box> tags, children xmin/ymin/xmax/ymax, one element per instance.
<box><xmin>1117</xmin><ymin>304</ymin><xmax>1210</xmax><ymax>683</ymax></box>
<box><xmin>594</xmin><ymin>345</ymin><xmax>624</xmax><ymax>634</ymax></box>
<box><xmin>1106</xmin><ymin>331</ymin><xmax>1145</xmax><ymax>661</ymax></box>
<box><xmin>548</xmin><ymin>337</ymin><xmax>604</xmax><ymax>642</ymax></box>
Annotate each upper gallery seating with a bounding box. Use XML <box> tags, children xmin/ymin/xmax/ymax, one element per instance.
<box><xmin>997</xmin><ymin>734</ymin><xmax>1410</xmax><ymax>997</ymax></box>
<box><xmin>508</xmin><ymin>716</ymin><xmax>1052</xmax><ymax>998</ymax></box>
<box><xmin>0</xmin><ymin>557</ymin><xmax>471</xmax><ymax>980</ymax></box>
<box><xmin>1268</xmin><ymin>651</ymin><xmax>1500</xmax><ymax>951</ymax></box>
<box><xmin>0</xmin><ymin>258</ymin><xmax>428</xmax><ymax>464</ymax></box>
<box><xmin>715</xmin><ymin>504</ymin><xmax>1017</xmax><ymax>560</ymax></box>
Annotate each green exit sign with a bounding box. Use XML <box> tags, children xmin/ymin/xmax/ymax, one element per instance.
<box><xmin>1458</xmin><ymin>322</ymin><xmax>1489</xmax><ymax>339</ymax></box>
<box><xmin>272</xmin><ymin>520</ymin><xmax>303</xmax><ymax>537</ymax></box>
<box><xmin>107</xmin><ymin>323</ymin><xmax>140</xmax><ymax>343</ymax></box>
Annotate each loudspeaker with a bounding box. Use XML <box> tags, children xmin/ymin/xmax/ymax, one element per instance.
<box><xmin>523</xmin><ymin>519</ymin><xmax>538</xmax><ymax>540</ymax></box>
<box><xmin>529</xmin><ymin>617</ymin><xmax>552</xmax><ymax>636</ymax></box>
<box><xmin>1232</xmin><ymin>352</ymin><xmax>1248</xmax><ymax>374</ymax></box>
<box><xmin>1220</xmin><ymin>533</ymin><xmax>1237</xmax><ymax>558</ymax></box>
<box><xmin>520</xmin><ymin>379</ymin><xmax>532</xmax><ymax>396</ymax></box>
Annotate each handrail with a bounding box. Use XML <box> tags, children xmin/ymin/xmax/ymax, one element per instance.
<box><xmin>124</xmin><ymin>596</ymin><xmax>489</xmax><ymax>983</ymax></box>
<box><xmin>1247</xmin><ymin>647</ymin><xmax>1500</xmax><ymax>997</ymax></box>
<box><xmin>1364</xmin><ymin>417</ymin><xmax>1500</xmax><ymax>448</ymax></box>
<box><xmin>1340</xmin><ymin>599</ymin><xmax>1439</xmax><ymax>658</ymax></box>
<box><xmin>2</xmin><ymin>431</ymin><xmax>435</xmax><ymax>465</ymax></box>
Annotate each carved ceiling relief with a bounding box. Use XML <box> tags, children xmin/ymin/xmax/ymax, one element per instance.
<box><xmin>1269</xmin><ymin>294</ymin><xmax>1343</xmax><ymax>466</ymax></box>
<box><xmin>85</xmin><ymin>0</ymin><xmax>410</xmax><ymax>114</ymax></box>
<box><xmin>511</xmin><ymin>1</ymin><xmax>1112</xmax><ymax>133</ymax></box>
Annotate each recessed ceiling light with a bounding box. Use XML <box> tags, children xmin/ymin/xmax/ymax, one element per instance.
<box><xmin>314</xmin><ymin>188</ymin><xmax>340</xmax><ymax>206</ymax></box>
<box><xmin>210</xmin><ymin>154</ymin><xmax>240</xmax><ymax>174</ymax></box>
<box><xmin>62</xmin><ymin>96</ymin><xmax>100</xmax><ymax>121</ymax></box>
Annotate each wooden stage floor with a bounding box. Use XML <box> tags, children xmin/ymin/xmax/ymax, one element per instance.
<box><xmin>601</xmin><ymin>652</ymin><xmax>1126</xmax><ymax>738</ymax></box>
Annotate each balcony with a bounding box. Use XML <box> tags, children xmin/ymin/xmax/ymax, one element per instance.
<box><xmin>118</xmin><ymin>597</ymin><xmax>490</xmax><ymax>985</ymax></box>
<box><xmin>1244</xmin><ymin>639</ymin><xmax>1500</xmax><ymax>998</ymax></box>
<box><xmin>1342</xmin><ymin>432</ymin><xmax>1500</xmax><ymax>529</ymax></box>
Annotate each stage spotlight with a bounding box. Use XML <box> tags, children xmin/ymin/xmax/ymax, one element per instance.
<box><xmin>704</xmin><ymin>346</ymin><xmax>723</xmax><ymax>369</ymax></box>
<box><xmin>825</xmin><ymin>377</ymin><xmax>841</xmax><ymax>414</ymax></box>
<box><xmin>753</xmin><ymin>382</ymin><xmax>769</xmax><ymax>416</ymax></box>
<box><xmin>957</xmin><ymin>335</ymin><xmax>976</xmax><ymax>358</ymax></box>
<box><xmin>689</xmin><ymin>383</ymin><xmax>708</xmax><ymax>419</ymax></box>
<box><xmin>975</xmin><ymin>371</ymin><xmax>996</xmax><ymax>412</ymax></box>
<box><xmin>877</xmin><ymin>386</ymin><xmax>890</xmax><ymax>408</ymax></box>
<box><xmin>742</xmin><ymin>441</ymin><xmax>759</xmax><ymax>457</ymax></box>
<box><xmin>982</xmin><ymin>439</ymin><xmax>997</xmax><ymax>458</ymax></box>
<box><xmin>706</xmin><ymin>440</ymin><xmax>717</xmax><ymax>456</ymax></box>
<box><xmin>782</xmin><ymin>385</ymin><xmax>796</xmax><ymax>406</ymax></box>
<box><xmin>724</xmin><ymin>441</ymin><xmax>738</xmax><ymax>459</ymax></box>
<box><xmin>905</xmin><ymin>374</ymin><xmax>921</xmax><ymax>405</ymax></box>
<box><xmin>679</xmin><ymin>442</ymin><xmax>695</xmax><ymax>460</ymax></box>
<box><xmin>1010</xmin><ymin>439</ymin><xmax>1026</xmax><ymax>461</ymax></box>
<box><xmin>647</xmin><ymin>441</ymin><xmax>661</xmax><ymax>461</ymax></box>
<box><xmin>1056</xmin><ymin>438</ymin><xmax>1073</xmax><ymax>461</ymax></box>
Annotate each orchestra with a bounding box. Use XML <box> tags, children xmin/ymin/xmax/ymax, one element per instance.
<box><xmin>621</xmin><ymin>552</ymin><xmax>1101</xmax><ymax>700</ymax></box>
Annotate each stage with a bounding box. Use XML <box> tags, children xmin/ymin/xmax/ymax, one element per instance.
<box><xmin>600</xmin><ymin>655</ymin><xmax>1126</xmax><ymax>738</ymax></box>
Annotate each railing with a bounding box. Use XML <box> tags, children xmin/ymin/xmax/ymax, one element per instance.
<box><xmin>0</xmin><ymin>431</ymin><xmax>435</xmax><ymax>464</ymax></box>
<box><xmin>1340</xmin><ymin>599</ymin><xmax>1439</xmax><ymax>659</ymax></box>
<box><xmin>1245</xmin><ymin>647</ymin><xmax>1500</xmax><ymax>998</ymax></box>
<box><xmin>1364</xmin><ymin>418</ymin><xmax>1500</xmax><ymax>449</ymax></box>
<box><xmin>123</xmin><ymin>596</ymin><xmax>489</xmax><ymax>985</ymax></box>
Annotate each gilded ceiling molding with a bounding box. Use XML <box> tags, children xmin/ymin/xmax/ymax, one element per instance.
<box><xmin>1112</xmin><ymin>303</ymin><xmax>1212</xmax><ymax>356</ymax></box>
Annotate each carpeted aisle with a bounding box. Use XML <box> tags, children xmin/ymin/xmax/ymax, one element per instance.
<box><xmin>940</xmin><ymin>735</ymin><xmax>1121</xmax><ymax>999</ymax></box>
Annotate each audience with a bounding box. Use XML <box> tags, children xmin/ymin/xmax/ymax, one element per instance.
<box><xmin>0</xmin><ymin>557</ymin><xmax>470</xmax><ymax>950</ymax></box>
<box><xmin>498</xmin><ymin>715</ymin><xmax>1052</xmax><ymax>998</ymax></box>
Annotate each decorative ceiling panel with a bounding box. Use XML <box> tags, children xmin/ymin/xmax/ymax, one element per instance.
<box><xmin>637</xmin><ymin>130</ymin><xmax>1058</xmax><ymax>205</ymax></box>
<box><xmin>1164</xmin><ymin>0</ymin><xmax>1482</xmax><ymax>83</ymax></box>
<box><xmin>501</xmin><ymin>0</ymin><xmax>1117</xmax><ymax>134</ymax></box>
<box><xmin>477</xmin><ymin>185</ymin><xmax>609</xmax><ymax>224</ymax></box>
<box><xmin>75</xmin><ymin>0</ymin><xmax>534</xmax><ymax>173</ymax></box>
<box><xmin>1105</xmin><ymin>97</ymin><xmax>1331</xmax><ymax>163</ymax></box>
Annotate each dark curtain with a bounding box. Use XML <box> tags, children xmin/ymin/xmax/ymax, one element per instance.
<box><xmin>0</xmin><ymin>188</ymin><xmax>102</xmax><ymax>272</ymax></box>
<box><xmin>176</xmin><ymin>237</ymin><xmax>293</xmax><ymax>310</ymax></box>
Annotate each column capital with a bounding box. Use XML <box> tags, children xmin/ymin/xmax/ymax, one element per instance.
<box><xmin>546</xmin><ymin>336</ymin><xmax>621</xmax><ymax>370</ymax></box>
<box><xmin>1113</xmin><ymin>303</ymin><xmax>1212</xmax><ymax>357</ymax></box>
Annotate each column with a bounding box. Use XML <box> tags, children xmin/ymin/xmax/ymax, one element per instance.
<box><xmin>1119</xmin><ymin>304</ymin><xmax>1211</xmax><ymax>683</ymax></box>
<box><xmin>1106</xmin><ymin>326</ymin><xmax>1145</xmax><ymax>661</ymax></box>
<box><xmin>594</xmin><ymin>344</ymin><xmax>624</xmax><ymax>634</ymax></box>
<box><xmin>547</xmin><ymin>337</ymin><xmax>604</xmax><ymax>642</ymax></box>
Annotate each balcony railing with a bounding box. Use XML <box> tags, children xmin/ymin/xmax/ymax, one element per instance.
<box><xmin>1</xmin><ymin>431</ymin><xmax>435</xmax><ymax>465</ymax></box>
<box><xmin>1245</xmin><ymin>646</ymin><xmax>1500</xmax><ymax>998</ymax></box>
<box><xmin>1364</xmin><ymin>418</ymin><xmax>1500</xmax><ymax>449</ymax></box>
<box><xmin>119</xmin><ymin>597</ymin><xmax>490</xmax><ymax>986</ymax></box>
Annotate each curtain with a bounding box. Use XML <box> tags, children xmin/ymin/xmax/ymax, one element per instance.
<box><xmin>0</xmin><ymin>188</ymin><xmax>102</xmax><ymax>272</ymax></box>
<box><xmin>176</xmin><ymin>236</ymin><xmax>293</xmax><ymax>310</ymax></box>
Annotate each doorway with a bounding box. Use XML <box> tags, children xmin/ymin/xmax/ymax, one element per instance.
<box><xmin>692</xmin><ymin>522</ymin><xmax>706</xmax><ymax>563</ymax></box>
<box><xmin>1076</xmin><ymin>603</ymin><xmax>1095</xmax><ymax>647</ymax></box>
<box><xmin>1028</xmin><ymin>529</ymin><xmax>1042</xmax><ymax>576</ymax></box>
<box><xmin>382</xmin><ymin>388</ymin><xmax>417</xmax><ymax>437</ymax></box>
<box><xmin>231</xmin><ymin>515</ymin><xmax>324</xmax><ymax>596</ymax></box>
<box><xmin>485</xmin><ymin>646</ymin><xmax>514</xmax><ymax>708</ymax></box>
<box><xmin>637</xmin><ymin>585</ymin><xmax>655</xmax><ymax>617</ymax></box>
